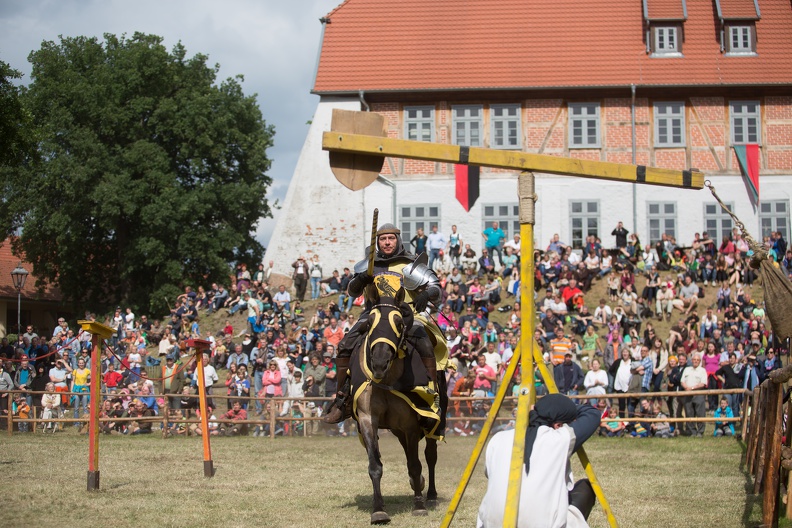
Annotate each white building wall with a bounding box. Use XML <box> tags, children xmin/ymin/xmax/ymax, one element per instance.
<box><xmin>267</xmin><ymin>98</ymin><xmax>791</xmax><ymax>280</ymax></box>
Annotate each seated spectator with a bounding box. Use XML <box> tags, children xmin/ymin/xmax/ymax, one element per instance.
<box><xmin>478</xmin><ymin>248</ymin><xmax>496</xmax><ymax>275</ymax></box>
<box><xmin>649</xmin><ymin>401</ymin><xmax>672</xmax><ymax>438</ymax></box>
<box><xmin>599</xmin><ymin>406</ymin><xmax>626</xmax><ymax>437</ymax></box>
<box><xmin>713</xmin><ymin>397</ymin><xmax>735</xmax><ymax>437</ymax></box>
<box><xmin>220</xmin><ymin>401</ymin><xmax>249</xmax><ymax>436</ymax></box>
<box><xmin>672</xmin><ymin>275</ymin><xmax>699</xmax><ymax>315</ymax></box>
<box><xmin>128</xmin><ymin>399</ymin><xmax>153</xmax><ymax>435</ymax></box>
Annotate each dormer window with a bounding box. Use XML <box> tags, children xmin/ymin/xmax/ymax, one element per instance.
<box><xmin>714</xmin><ymin>0</ymin><xmax>761</xmax><ymax>55</ymax></box>
<box><xmin>726</xmin><ymin>24</ymin><xmax>756</xmax><ymax>54</ymax></box>
<box><xmin>653</xmin><ymin>26</ymin><xmax>682</xmax><ymax>55</ymax></box>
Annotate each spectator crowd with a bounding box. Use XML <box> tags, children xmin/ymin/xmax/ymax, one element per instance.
<box><xmin>0</xmin><ymin>221</ymin><xmax>788</xmax><ymax>439</ymax></box>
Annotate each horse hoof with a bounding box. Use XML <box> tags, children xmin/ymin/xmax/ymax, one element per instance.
<box><xmin>371</xmin><ymin>511</ymin><xmax>390</xmax><ymax>525</ymax></box>
<box><xmin>426</xmin><ymin>499</ymin><xmax>439</xmax><ymax>508</ymax></box>
<box><xmin>412</xmin><ymin>509</ymin><xmax>428</xmax><ymax>517</ymax></box>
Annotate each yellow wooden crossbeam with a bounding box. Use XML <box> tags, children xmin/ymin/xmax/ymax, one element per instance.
<box><xmin>322</xmin><ymin>131</ymin><xmax>704</xmax><ymax>189</ymax></box>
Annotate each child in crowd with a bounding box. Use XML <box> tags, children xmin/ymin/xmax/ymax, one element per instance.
<box><xmin>714</xmin><ymin>397</ymin><xmax>735</xmax><ymax>437</ymax></box>
<box><xmin>599</xmin><ymin>406</ymin><xmax>626</xmax><ymax>437</ymax></box>
<box><xmin>650</xmin><ymin>401</ymin><xmax>672</xmax><ymax>438</ymax></box>
<box><xmin>13</xmin><ymin>396</ymin><xmax>30</xmax><ymax>432</ymax></box>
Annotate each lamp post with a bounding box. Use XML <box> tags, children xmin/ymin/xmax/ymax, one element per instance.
<box><xmin>10</xmin><ymin>263</ymin><xmax>29</xmax><ymax>336</ymax></box>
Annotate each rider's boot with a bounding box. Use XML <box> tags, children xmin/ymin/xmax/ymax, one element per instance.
<box><xmin>420</xmin><ymin>356</ymin><xmax>437</xmax><ymax>388</ymax></box>
<box><xmin>322</xmin><ymin>356</ymin><xmax>351</xmax><ymax>424</ymax></box>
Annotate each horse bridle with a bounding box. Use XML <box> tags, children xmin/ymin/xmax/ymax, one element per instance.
<box><xmin>369</xmin><ymin>302</ymin><xmax>409</xmax><ymax>355</ymax></box>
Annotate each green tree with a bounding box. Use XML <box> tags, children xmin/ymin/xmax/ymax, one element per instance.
<box><xmin>2</xmin><ymin>33</ymin><xmax>274</xmax><ymax>315</ymax></box>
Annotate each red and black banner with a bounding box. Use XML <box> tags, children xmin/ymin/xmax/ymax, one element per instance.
<box><xmin>455</xmin><ymin>164</ymin><xmax>480</xmax><ymax>212</ymax></box>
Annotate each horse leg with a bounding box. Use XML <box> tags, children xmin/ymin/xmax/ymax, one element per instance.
<box><xmin>424</xmin><ymin>437</ymin><xmax>438</xmax><ymax>504</ymax></box>
<box><xmin>361</xmin><ymin>416</ymin><xmax>389</xmax><ymax>525</ymax></box>
<box><xmin>403</xmin><ymin>431</ymin><xmax>428</xmax><ymax>515</ymax></box>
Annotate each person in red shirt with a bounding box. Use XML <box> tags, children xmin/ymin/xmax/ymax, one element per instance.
<box><xmin>472</xmin><ymin>354</ymin><xmax>497</xmax><ymax>394</ymax></box>
<box><xmin>102</xmin><ymin>362</ymin><xmax>123</xmax><ymax>394</ymax></box>
<box><xmin>220</xmin><ymin>401</ymin><xmax>248</xmax><ymax>436</ymax></box>
<box><xmin>560</xmin><ymin>279</ymin><xmax>584</xmax><ymax>312</ymax></box>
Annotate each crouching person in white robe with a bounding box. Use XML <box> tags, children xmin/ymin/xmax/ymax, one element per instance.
<box><xmin>477</xmin><ymin>393</ymin><xmax>601</xmax><ymax>528</ymax></box>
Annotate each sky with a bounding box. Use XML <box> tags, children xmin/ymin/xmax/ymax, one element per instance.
<box><xmin>0</xmin><ymin>0</ymin><xmax>337</xmax><ymax>247</ymax></box>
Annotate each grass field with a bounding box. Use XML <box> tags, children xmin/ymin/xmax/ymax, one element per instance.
<box><xmin>0</xmin><ymin>431</ymin><xmax>780</xmax><ymax>528</ymax></box>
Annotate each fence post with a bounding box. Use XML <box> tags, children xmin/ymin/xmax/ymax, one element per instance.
<box><xmin>269</xmin><ymin>400</ymin><xmax>276</xmax><ymax>439</ymax></box>
<box><xmin>740</xmin><ymin>391</ymin><xmax>750</xmax><ymax>439</ymax></box>
<box><xmin>748</xmin><ymin>386</ymin><xmax>763</xmax><ymax>475</ymax></box>
<box><xmin>162</xmin><ymin>399</ymin><xmax>169</xmax><ymax>439</ymax></box>
<box><xmin>7</xmin><ymin>394</ymin><xmax>13</xmax><ymax>435</ymax></box>
<box><xmin>755</xmin><ymin>384</ymin><xmax>769</xmax><ymax>493</ymax></box>
<box><xmin>763</xmin><ymin>381</ymin><xmax>783</xmax><ymax>528</ymax></box>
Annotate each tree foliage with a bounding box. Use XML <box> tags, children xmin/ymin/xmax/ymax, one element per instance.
<box><xmin>2</xmin><ymin>33</ymin><xmax>274</xmax><ymax>315</ymax></box>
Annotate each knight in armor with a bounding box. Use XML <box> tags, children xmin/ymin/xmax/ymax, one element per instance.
<box><xmin>323</xmin><ymin>223</ymin><xmax>447</xmax><ymax>424</ymax></box>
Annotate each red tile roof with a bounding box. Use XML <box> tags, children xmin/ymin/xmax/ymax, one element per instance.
<box><xmin>717</xmin><ymin>0</ymin><xmax>761</xmax><ymax>20</ymax></box>
<box><xmin>0</xmin><ymin>241</ymin><xmax>62</xmax><ymax>302</ymax></box>
<box><xmin>644</xmin><ymin>0</ymin><xmax>686</xmax><ymax>21</ymax></box>
<box><xmin>313</xmin><ymin>0</ymin><xmax>792</xmax><ymax>93</ymax></box>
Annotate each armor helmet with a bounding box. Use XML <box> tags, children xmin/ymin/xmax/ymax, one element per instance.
<box><xmin>375</xmin><ymin>223</ymin><xmax>405</xmax><ymax>258</ymax></box>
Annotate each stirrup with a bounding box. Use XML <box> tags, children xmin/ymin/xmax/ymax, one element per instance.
<box><xmin>322</xmin><ymin>394</ymin><xmax>350</xmax><ymax>424</ymax></box>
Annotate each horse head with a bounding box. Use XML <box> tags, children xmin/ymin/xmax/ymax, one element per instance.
<box><xmin>366</xmin><ymin>276</ymin><xmax>413</xmax><ymax>382</ymax></box>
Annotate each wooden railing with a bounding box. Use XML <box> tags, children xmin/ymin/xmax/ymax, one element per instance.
<box><xmin>743</xmin><ymin>365</ymin><xmax>792</xmax><ymax>528</ymax></box>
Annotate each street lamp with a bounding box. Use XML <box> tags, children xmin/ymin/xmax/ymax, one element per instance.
<box><xmin>10</xmin><ymin>263</ymin><xmax>29</xmax><ymax>336</ymax></box>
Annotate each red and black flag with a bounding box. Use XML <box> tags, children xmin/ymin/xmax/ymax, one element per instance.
<box><xmin>455</xmin><ymin>164</ymin><xmax>480</xmax><ymax>212</ymax></box>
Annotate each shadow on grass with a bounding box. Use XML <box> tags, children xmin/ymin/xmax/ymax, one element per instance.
<box><xmin>343</xmin><ymin>494</ymin><xmax>444</xmax><ymax>517</ymax></box>
<box><xmin>737</xmin><ymin>438</ymin><xmax>762</xmax><ymax>527</ymax></box>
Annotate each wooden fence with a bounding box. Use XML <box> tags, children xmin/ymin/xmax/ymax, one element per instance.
<box><xmin>3</xmin><ymin>387</ymin><xmax>743</xmax><ymax>438</ymax></box>
<box><xmin>743</xmin><ymin>364</ymin><xmax>792</xmax><ymax>528</ymax></box>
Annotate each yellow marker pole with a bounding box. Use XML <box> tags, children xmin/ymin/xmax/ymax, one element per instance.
<box><xmin>503</xmin><ymin>172</ymin><xmax>537</xmax><ymax>527</ymax></box>
<box><xmin>187</xmin><ymin>339</ymin><xmax>215</xmax><ymax>478</ymax></box>
<box><xmin>77</xmin><ymin>320</ymin><xmax>115</xmax><ymax>492</ymax></box>
<box><xmin>532</xmin><ymin>345</ymin><xmax>619</xmax><ymax>528</ymax></box>
<box><xmin>439</xmin><ymin>342</ymin><xmax>525</xmax><ymax>528</ymax></box>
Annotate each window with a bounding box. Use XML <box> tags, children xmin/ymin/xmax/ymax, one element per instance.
<box><xmin>491</xmin><ymin>104</ymin><xmax>521</xmax><ymax>149</ymax></box>
<box><xmin>654</xmin><ymin>102</ymin><xmax>685</xmax><ymax>147</ymax></box>
<box><xmin>404</xmin><ymin>106</ymin><xmax>434</xmax><ymax>142</ymax></box>
<box><xmin>727</xmin><ymin>25</ymin><xmax>755</xmax><ymax>53</ymax></box>
<box><xmin>653</xmin><ymin>26</ymin><xmax>681</xmax><ymax>55</ymax></box>
<box><xmin>569</xmin><ymin>201</ymin><xmax>599</xmax><ymax>249</ymax></box>
<box><xmin>704</xmin><ymin>202</ymin><xmax>734</xmax><ymax>243</ymax></box>
<box><xmin>400</xmin><ymin>204</ymin><xmax>440</xmax><ymax>243</ymax></box>
<box><xmin>452</xmin><ymin>105</ymin><xmax>483</xmax><ymax>147</ymax></box>
<box><xmin>568</xmin><ymin>103</ymin><xmax>600</xmax><ymax>148</ymax></box>
<box><xmin>647</xmin><ymin>202</ymin><xmax>677</xmax><ymax>243</ymax></box>
<box><xmin>731</xmin><ymin>101</ymin><xmax>761</xmax><ymax>144</ymax></box>
<box><xmin>482</xmin><ymin>203</ymin><xmax>520</xmax><ymax>240</ymax></box>
<box><xmin>760</xmin><ymin>200</ymin><xmax>789</xmax><ymax>239</ymax></box>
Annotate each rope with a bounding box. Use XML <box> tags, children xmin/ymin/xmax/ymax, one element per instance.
<box><xmin>704</xmin><ymin>180</ymin><xmax>767</xmax><ymax>261</ymax></box>
<box><xmin>1</xmin><ymin>331</ymin><xmax>85</xmax><ymax>364</ymax></box>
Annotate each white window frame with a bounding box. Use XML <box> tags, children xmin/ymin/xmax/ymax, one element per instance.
<box><xmin>730</xmin><ymin>101</ymin><xmax>761</xmax><ymax>145</ymax></box>
<box><xmin>647</xmin><ymin>202</ymin><xmax>677</xmax><ymax>243</ymax></box>
<box><xmin>568</xmin><ymin>103</ymin><xmax>601</xmax><ymax>149</ymax></box>
<box><xmin>727</xmin><ymin>25</ymin><xmax>754</xmax><ymax>54</ymax></box>
<box><xmin>452</xmin><ymin>105</ymin><xmax>483</xmax><ymax>147</ymax></box>
<box><xmin>569</xmin><ymin>200</ymin><xmax>600</xmax><ymax>249</ymax></box>
<box><xmin>490</xmin><ymin>104</ymin><xmax>521</xmax><ymax>149</ymax></box>
<box><xmin>653</xmin><ymin>26</ymin><xmax>681</xmax><ymax>55</ymax></box>
<box><xmin>404</xmin><ymin>106</ymin><xmax>435</xmax><ymax>142</ymax></box>
<box><xmin>400</xmin><ymin>204</ymin><xmax>441</xmax><ymax>244</ymax></box>
<box><xmin>759</xmin><ymin>200</ymin><xmax>789</xmax><ymax>240</ymax></box>
<box><xmin>654</xmin><ymin>102</ymin><xmax>686</xmax><ymax>147</ymax></box>
<box><xmin>703</xmin><ymin>202</ymin><xmax>735</xmax><ymax>243</ymax></box>
<box><xmin>482</xmin><ymin>203</ymin><xmax>520</xmax><ymax>240</ymax></box>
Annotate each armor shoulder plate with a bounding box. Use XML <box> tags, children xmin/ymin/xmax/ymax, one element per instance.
<box><xmin>402</xmin><ymin>258</ymin><xmax>439</xmax><ymax>291</ymax></box>
<box><xmin>353</xmin><ymin>258</ymin><xmax>369</xmax><ymax>275</ymax></box>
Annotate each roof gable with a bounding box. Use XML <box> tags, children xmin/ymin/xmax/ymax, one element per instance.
<box><xmin>314</xmin><ymin>0</ymin><xmax>792</xmax><ymax>92</ymax></box>
<box><xmin>716</xmin><ymin>0</ymin><xmax>761</xmax><ymax>20</ymax></box>
<box><xmin>643</xmin><ymin>0</ymin><xmax>687</xmax><ymax>21</ymax></box>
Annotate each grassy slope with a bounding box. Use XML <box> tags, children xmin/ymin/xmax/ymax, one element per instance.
<box><xmin>0</xmin><ymin>433</ymin><xmax>779</xmax><ymax>528</ymax></box>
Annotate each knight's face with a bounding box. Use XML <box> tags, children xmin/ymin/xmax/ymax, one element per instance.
<box><xmin>378</xmin><ymin>234</ymin><xmax>398</xmax><ymax>256</ymax></box>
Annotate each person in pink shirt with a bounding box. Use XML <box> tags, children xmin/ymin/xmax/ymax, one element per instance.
<box><xmin>701</xmin><ymin>341</ymin><xmax>721</xmax><ymax>410</ymax></box>
<box><xmin>472</xmin><ymin>354</ymin><xmax>496</xmax><ymax>395</ymax></box>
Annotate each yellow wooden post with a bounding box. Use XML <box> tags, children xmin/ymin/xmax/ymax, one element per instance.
<box><xmin>503</xmin><ymin>172</ymin><xmax>537</xmax><ymax>526</ymax></box>
<box><xmin>187</xmin><ymin>339</ymin><xmax>215</xmax><ymax>477</ymax></box>
<box><xmin>77</xmin><ymin>320</ymin><xmax>115</xmax><ymax>491</ymax></box>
